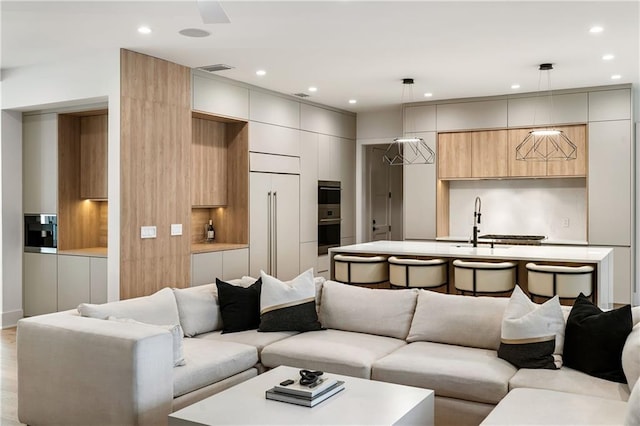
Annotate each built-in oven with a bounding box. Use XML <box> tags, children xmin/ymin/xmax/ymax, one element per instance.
<box><xmin>24</xmin><ymin>214</ymin><xmax>57</xmax><ymax>252</ymax></box>
<box><xmin>318</xmin><ymin>181</ymin><xmax>341</xmax><ymax>255</ymax></box>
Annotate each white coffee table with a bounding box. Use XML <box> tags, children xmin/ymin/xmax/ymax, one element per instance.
<box><xmin>169</xmin><ymin>365</ymin><xmax>434</xmax><ymax>425</ymax></box>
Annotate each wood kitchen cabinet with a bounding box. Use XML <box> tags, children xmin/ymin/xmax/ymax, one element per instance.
<box><xmin>437</xmin><ymin>132</ymin><xmax>471</xmax><ymax>178</ymax></box>
<box><xmin>80</xmin><ymin>113</ymin><xmax>108</xmax><ymax>199</ymax></box>
<box><xmin>471</xmin><ymin>130</ymin><xmax>508</xmax><ymax>178</ymax></box>
<box><xmin>191</xmin><ymin>115</ymin><xmax>227</xmax><ymax>207</ymax></box>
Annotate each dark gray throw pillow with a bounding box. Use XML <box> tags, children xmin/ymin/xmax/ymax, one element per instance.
<box><xmin>216</xmin><ymin>277</ymin><xmax>262</xmax><ymax>334</ymax></box>
<box><xmin>563</xmin><ymin>293</ymin><xmax>632</xmax><ymax>383</ymax></box>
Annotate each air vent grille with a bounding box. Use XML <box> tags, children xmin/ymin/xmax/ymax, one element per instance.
<box><xmin>293</xmin><ymin>92</ymin><xmax>310</xmax><ymax>98</ymax></box>
<box><xmin>197</xmin><ymin>64</ymin><xmax>235</xmax><ymax>73</ymax></box>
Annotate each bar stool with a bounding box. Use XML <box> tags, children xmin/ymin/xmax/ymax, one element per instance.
<box><xmin>526</xmin><ymin>262</ymin><xmax>594</xmax><ymax>302</ymax></box>
<box><xmin>388</xmin><ymin>257</ymin><xmax>448</xmax><ymax>291</ymax></box>
<box><xmin>453</xmin><ymin>259</ymin><xmax>517</xmax><ymax>296</ymax></box>
<box><xmin>333</xmin><ymin>254</ymin><xmax>388</xmax><ymax>286</ymax></box>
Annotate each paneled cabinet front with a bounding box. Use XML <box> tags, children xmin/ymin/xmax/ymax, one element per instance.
<box><xmin>191</xmin><ymin>248</ymin><xmax>249</xmax><ymax>286</ymax></box>
<box><xmin>23</xmin><ymin>113</ymin><xmax>58</xmax><ymax>214</ymax></box>
<box><xmin>191</xmin><ymin>117</ymin><xmax>227</xmax><ymax>207</ymax></box>
<box><xmin>23</xmin><ymin>253</ymin><xmax>58</xmax><ymax>316</ymax></box>
<box><xmin>249</xmin><ymin>172</ymin><xmax>300</xmax><ymax>280</ymax></box>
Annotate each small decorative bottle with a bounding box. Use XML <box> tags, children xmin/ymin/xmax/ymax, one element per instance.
<box><xmin>206</xmin><ymin>220</ymin><xmax>215</xmax><ymax>242</ymax></box>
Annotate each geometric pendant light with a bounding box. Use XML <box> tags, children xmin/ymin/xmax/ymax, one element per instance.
<box><xmin>515</xmin><ymin>63</ymin><xmax>577</xmax><ymax>161</ymax></box>
<box><xmin>383</xmin><ymin>78</ymin><xmax>436</xmax><ymax>166</ymax></box>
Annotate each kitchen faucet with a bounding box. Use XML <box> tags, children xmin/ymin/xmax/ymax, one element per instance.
<box><xmin>472</xmin><ymin>196</ymin><xmax>481</xmax><ymax>247</ymax></box>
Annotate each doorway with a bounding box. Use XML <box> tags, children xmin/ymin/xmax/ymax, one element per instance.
<box><xmin>366</xmin><ymin>144</ymin><xmax>403</xmax><ymax>241</ymax></box>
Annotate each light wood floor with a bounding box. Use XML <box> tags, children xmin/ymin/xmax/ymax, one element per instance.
<box><xmin>2</xmin><ymin>327</ymin><xmax>25</xmax><ymax>426</ymax></box>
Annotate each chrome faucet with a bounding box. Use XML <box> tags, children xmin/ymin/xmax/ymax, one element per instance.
<box><xmin>472</xmin><ymin>196</ymin><xmax>482</xmax><ymax>247</ymax></box>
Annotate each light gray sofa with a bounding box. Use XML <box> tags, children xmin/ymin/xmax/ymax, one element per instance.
<box><xmin>17</xmin><ymin>277</ymin><xmax>640</xmax><ymax>426</ymax></box>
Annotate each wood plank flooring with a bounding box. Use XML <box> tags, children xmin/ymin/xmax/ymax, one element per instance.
<box><xmin>2</xmin><ymin>327</ymin><xmax>25</xmax><ymax>426</ymax></box>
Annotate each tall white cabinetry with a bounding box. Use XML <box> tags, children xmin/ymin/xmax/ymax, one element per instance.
<box><xmin>23</xmin><ymin>113</ymin><xmax>58</xmax><ymax>214</ymax></box>
<box><xmin>23</xmin><ymin>252</ymin><xmax>57</xmax><ymax>316</ymax></box>
<box><xmin>250</xmin><ymin>172</ymin><xmax>300</xmax><ymax>280</ymax></box>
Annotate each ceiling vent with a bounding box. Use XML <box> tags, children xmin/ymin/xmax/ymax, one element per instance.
<box><xmin>293</xmin><ymin>92</ymin><xmax>310</xmax><ymax>98</ymax></box>
<box><xmin>197</xmin><ymin>64</ymin><xmax>235</xmax><ymax>73</ymax></box>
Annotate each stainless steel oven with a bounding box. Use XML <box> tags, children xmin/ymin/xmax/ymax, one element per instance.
<box><xmin>24</xmin><ymin>214</ymin><xmax>57</xmax><ymax>252</ymax></box>
<box><xmin>318</xmin><ymin>181</ymin><xmax>341</xmax><ymax>255</ymax></box>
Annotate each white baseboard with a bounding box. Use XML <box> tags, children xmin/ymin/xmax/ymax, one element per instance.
<box><xmin>2</xmin><ymin>309</ymin><xmax>24</xmax><ymax>328</ymax></box>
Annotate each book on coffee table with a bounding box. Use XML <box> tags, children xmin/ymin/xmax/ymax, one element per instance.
<box><xmin>273</xmin><ymin>377</ymin><xmax>339</xmax><ymax>398</ymax></box>
<box><xmin>266</xmin><ymin>381</ymin><xmax>345</xmax><ymax>407</ymax></box>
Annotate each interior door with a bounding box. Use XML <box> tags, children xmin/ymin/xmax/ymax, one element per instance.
<box><xmin>272</xmin><ymin>173</ymin><xmax>300</xmax><ymax>280</ymax></box>
<box><xmin>368</xmin><ymin>146</ymin><xmax>391</xmax><ymax>241</ymax></box>
<box><xmin>249</xmin><ymin>172</ymin><xmax>272</xmax><ymax>277</ymax></box>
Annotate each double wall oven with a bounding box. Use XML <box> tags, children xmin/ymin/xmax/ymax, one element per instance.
<box><xmin>318</xmin><ymin>180</ymin><xmax>341</xmax><ymax>255</ymax></box>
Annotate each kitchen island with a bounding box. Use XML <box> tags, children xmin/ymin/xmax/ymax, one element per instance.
<box><xmin>329</xmin><ymin>240</ymin><xmax>613</xmax><ymax>308</ymax></box>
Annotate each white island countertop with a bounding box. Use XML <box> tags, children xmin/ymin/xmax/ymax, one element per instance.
<box><xmin>329</xmin><ymin>240</ymin><xmax>614</xmax><ymax>308</ymax></box>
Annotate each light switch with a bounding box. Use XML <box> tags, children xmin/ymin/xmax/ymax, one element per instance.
<box><xmin>171</xmin><ymin>224</ymin><xmax>183</xmax><ymax>236</ymax></box>
<box><xmin>141</xmin><ymin>226</ymin><xmax>157</xmax><ymax>239</ymax></box>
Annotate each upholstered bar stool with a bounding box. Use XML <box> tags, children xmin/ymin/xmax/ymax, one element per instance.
<box><xmin>388</xmin><ymin>256</ymin><xmax>448</xmax><ymax>291</ymax></box>
<box><xmin>333</xmin><ymin>254</ymin><xmax>388</xmax><ymax>286</ymax></box>
<box><xmin>526</xmin><ymin>262</ymin><xmax>594</xmax><ymax>303</ymax></box>
<box><xmin>453</xmin><ymin>259</ymin><xmax>517</xmax><ymax>296</ymax></box>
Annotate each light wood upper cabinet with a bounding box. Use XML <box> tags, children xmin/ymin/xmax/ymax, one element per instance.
<box><xmin>437</xmin><ymin>132</ymin><xmax>471</xmax><ymax>178</ymax></box>
<box><xmin>80</xmin><ymin>114</ymin><xmax>108</xmax><ymax>199</ymax></box>
<box><xmin>191</xmin><ymin>116</ymin><xmax>227</xmax><ymax>207</ymax></box>
<box><xmin>546</xmin><ymin>125</ymin><xmax>587</xmax><ymax>177</ymax></box>
<box><xmin>508</xmin><ymin>128</ymin><xmax>547</xmax><ymax>177</ymax></box>
<box><xmin>471</xmin><ymin>130</ymin><xmax>508</xmax><ymax>178</ymax></box>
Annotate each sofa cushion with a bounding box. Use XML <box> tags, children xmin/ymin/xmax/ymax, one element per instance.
<box><xmin>407</xmin><ymin>290</ymin><xmax>508</xmax><ymax>350</ymax></box>
<box><xmin>372</xmin><ymin>341</ymin><xmax>517</xmax><ymax>404</ymax></box>
<box><xmin>564</xmin><ymin>294</ymin><xmax>632</xmax><ymax>383</ymax></box>
<box><xmin>78</xmin><ymin>287</ymin><xmax>180</xmax><ymax>327</ymax></box>
<box><xmin>509</xmin><ymin>366</ymin><xmax>631</xmax><ymax>401</ymax></box>
<box><xmin>196</xmin><ymin>329</ymin><xmax>298</xmax><ymax>354</ymax></box>
<box><xmin>622</xmin><ymin>323</ymin><xmax>640</xmax><ymax>389</ymax></box>
<box><xmin>261</xmin><ymin>329</ymin><xmax>406</xmax><ymax>379</ymax></box>
<box><xmin>480</xmin><ymin>388</ymin><xmax>629</xmax><ymax>425</ymax></box>
<box><xmin>626</xmin><ymin>380</ymin><xmax>640</xmax><ymax>426</ymax></box>
<box><xmin>172</xmin><ymin>284</ymin><xmax>221</xmax><ymax>337</ymax></box>
<box><xmin>498</xmin><ymin>285</ymin><xmax>565</xmax><ymax>369</ymax></box>
<box><xmin>259</xmin><ymin>269</ymin><xmax>322</xmax><ymax>332</ymax></box>
<box><xmin>319</xmin><ymin>280</ymin><xmax>417</xmax><ymax>340</ymax></box>
<box><xmin>216</xmin><ymin>277</ymin><xmax>262</xmax><ymax>334</ymax></box>
<box><xmin>173</xmin><ymin>339</ymin><xmax>258</xmax><ymax>398</ymax></box>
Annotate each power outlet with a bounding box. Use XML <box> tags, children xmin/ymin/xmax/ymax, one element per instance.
<box><xmin>561</xmin><ymin>218</ymin><xmax>570</xmax><ymax>228</ymax></box>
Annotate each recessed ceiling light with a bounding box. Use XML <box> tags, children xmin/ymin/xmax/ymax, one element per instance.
<box><xmin>138</xmin><ymin>26</ymin><xmax>152</xmax><ymax>34</ymax></box>
<box><xmin>308</xmin><ymin>87</ymin><xmax>318</xmax><ymax>92</ymax></box>
<box><xmin>348</xmin><ymin>99</ymin><xmax>357</xmax><ymax>104</ymax></box>
<box><xmin>611</xmin><ymin>74</ymin><xmax>622</xmax><ymax>80</ymax></box>
<box><xmin>256</xmin><ymin>70</ymin><xmax>266</xmax><ymax>76</ymax></box>
<box><xmin>423</xmin><ymin>93</ymin><xmax>433</xmax><ymax>98</ymax></box>
<box><xmin>602</xmin><ymin>54</ymin><xmax>615</xmax><ymax>61</ymax></box>
<box><xmin>178</xmin><ymin>28</ymin><xmax>211</xmax><ymax>38</ymax></box>
<box><xmin>589</xmin><ymin>26</ymin><xmax>604</xmax><ymax>33</ymax></box>
<box><xmin>511</xmin><ymin>84</ymin><xmax>520</xmax><ymax>89</ymax></box>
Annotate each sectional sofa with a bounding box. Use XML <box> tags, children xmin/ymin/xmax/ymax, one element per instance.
<box><xmin>17</xmin><ymin>276</ymin><xmax>640</xmax><ymax>426</ymax></box>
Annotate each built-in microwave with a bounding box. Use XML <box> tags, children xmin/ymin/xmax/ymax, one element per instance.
<box><xmin>318</xmin><ymin>181</ymin><xmax>341</xmax><ymax>255</ymax></box>
<box><xmin>24</xmin><ymin>214</ymin><xmax>57</xmax><ymax>252</ymax></box>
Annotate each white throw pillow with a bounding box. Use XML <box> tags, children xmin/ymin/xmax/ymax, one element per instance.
<box><xmin>498</xmin><ymin>285</ymin><xmax>565</xmax><ymax>369</ymax></box>
<box><xmin>259</xmin><ymin>269</ymin><xmax>322</xmax><ymax>332</ymax></box>
<box><xmin>622</xmin><ymin>323</ymin><xmax>640</xmax><ymax>389</ymax></box>
<box><xmin>78</xmin><ymin>287</ymin><xmax>180</xmax><ymax>327</ymax></box>
<box><xmin>172</xmin><ymin>284</ymin><xmax>222</xmax><ymax>337</ymax></box>
<box><xmin>320</xmin><ymin>280</ymin><xmax>417</xmax><ymax>340</ymax></box>
<box><xmin>108</xmin><ymin>316</ymin><xmax>186</xmax><ymax>367</ymax></box>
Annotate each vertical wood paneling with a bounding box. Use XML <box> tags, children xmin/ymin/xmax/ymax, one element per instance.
<box><xmin>222</xmin><ymin>122</ymin><xmax>249</xmax><ymax>244</ymax></box>
<box><xmin>120</xmin><ymin>49</ymin><xmax>191</xmax><ymax>299</ymax></box>
<box><xmin>80</xmin><ymin>114</ymin><xmax>108</xmax><ymax>199</ymax></box>
<box><xmin>191</xmin><ymin>118</ymin><xmax>227</xmax><ymax>206</ymax></box>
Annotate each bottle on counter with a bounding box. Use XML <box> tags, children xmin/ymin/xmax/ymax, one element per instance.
<box><xmin>206</xmin><ymin>220</ymin><xmax>215</xmax><ymax>242</ymax></box>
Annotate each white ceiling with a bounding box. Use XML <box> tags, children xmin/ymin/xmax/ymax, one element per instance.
<box><xmin>2</xmin><ymin>1</ymin><xmax>638</xmax><ymax>113</ymax></box>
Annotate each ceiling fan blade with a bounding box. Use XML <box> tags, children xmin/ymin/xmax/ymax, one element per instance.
<box><xmin>197</xmin><ymin>0</ymin><xmax>230</xmax><ymax>24</ymax></box>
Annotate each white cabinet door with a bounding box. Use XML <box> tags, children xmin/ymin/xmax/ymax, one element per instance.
<box><xmin>404</xmin><ymin>132</ymin><xmax>437</xmax><ymax>239</ymax></box>
<box><xmin>90</xmin><ymin>257</ymin><xmax>108</xmax><ymax>304</ymax></box>
<box><xmin>191</xmin><ymin>251</ymin><xmax>223</xmax><ymax>286</ymax></box>
<box><xmin>338</xmin><ymin>138</ymin><xmax>356</xmax><ymax>239</ymax></box>
<box><xmin>23</xmin><ymin>113</ymin><xmax>58</xmax><ymax>214</ymax></box>
<box><xmin>249</xmin><ymin>172</ymin><xmax>300</xmax><ymax>280</ymax></box>
<box><xmin>57</xmin><ymin>255</ymin><xmax>91</xmax><ymax>311</ymax></box>
<box><xmin>588</xmin><ymin>89</ymin><xmax>631</xmax><ymax>121</ymax></box>
<box><xmin>588</xmin><ymin>120</ymin><xmax>631</xmax><ymax>246</ymax></box>
<box><xmin>249</xmin><ymin>122</ymin><xmax>300</xmax><ymax>157</ymax></box>
<box><xmin>249</xmin><ymin>91</ymin><xmax>300</xmax><ymax>128</ymax></box>
<box><xmin>299</xmin><ymin>241</ymin><xmax>318</xmax><ymax>274</ymax></box>
<box><xmin>299</xmin><ymin>131</ymin><xmax>318</xmax><ymax>243</ymax></box>
<box><xmin>23</xmin><ymin>252</ymin><xmax>58</xmax><ymax>316</ymax></box>
<box><xmin>222</xmin><ymin>248</ymin><xmax>249</xmax><ymax>280</ymax></box>
<box><xmin>192</xmin><ymin>73</ymin><xmax>249</xmax><ymax>119</ymax></box>
<box><xmin>317</xmin><ymin>134</ymin><xmax>338</xmax><ymax>181</ymax></box>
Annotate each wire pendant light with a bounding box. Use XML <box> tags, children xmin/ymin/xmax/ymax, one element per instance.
<box><xmin>383</xmin><ymin>78</ymin><xmax>435</xmax><ymax>166</ymax></box>
<box><xmin>515</xmin><ymin>63</ymin><xmax>577</xmax><ymax>161</ymax></box>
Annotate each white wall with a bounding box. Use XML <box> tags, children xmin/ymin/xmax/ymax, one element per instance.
<box><xmin>0</xmin><ymin>49</ymin><xmax>121</xmax><ymax>326</ymax></box>
<box><xmin>355</xmin><ymin>107</ymin><xmax>402</xmax><ymax>242</ymax></box>
<box><xmin>448</xmin><ymin>179</ymin><xmax>587</xmax><ymax>242</ymax></box>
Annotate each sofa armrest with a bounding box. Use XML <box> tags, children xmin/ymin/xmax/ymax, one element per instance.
<box><xmin>18</xmin><ymin>313</ymin><xmax>174</xmax><ymax>426</ymax></box>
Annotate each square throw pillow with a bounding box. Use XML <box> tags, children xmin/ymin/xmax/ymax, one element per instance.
<box><xmin>216</xmin><ymin>277</ymin><xmax>262</xmax><ymax>334</ymax></box>
<box><xmin>259</xmin><ymin>268</ymin><xmax>323</xmax><ymax>332</ymax></box>
<box><xmin>172</xmin><ymin>284</ymin><xmax>222</xmax><ymax>337</ymax></box>
<box><xmin>564</xmin><ymin>293</ymin><xmax>632</xmax><ymax>383</ymax></box>
<box><xmin>498</xmin><ymin>285</ymin><xmax>565</xmax><ymax>369</ymax></box>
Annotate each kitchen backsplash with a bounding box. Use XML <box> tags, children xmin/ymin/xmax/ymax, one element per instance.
<box><xmin>448</xmin><ymin>178</ymin><xmax>587</xmax><ymax>242</ymax></box>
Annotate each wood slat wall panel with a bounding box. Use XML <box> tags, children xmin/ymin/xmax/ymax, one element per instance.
<box><xmin>120</xmin><ymin>49</ymin><xmax>192</xmax><ymax>299</ymax></box>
